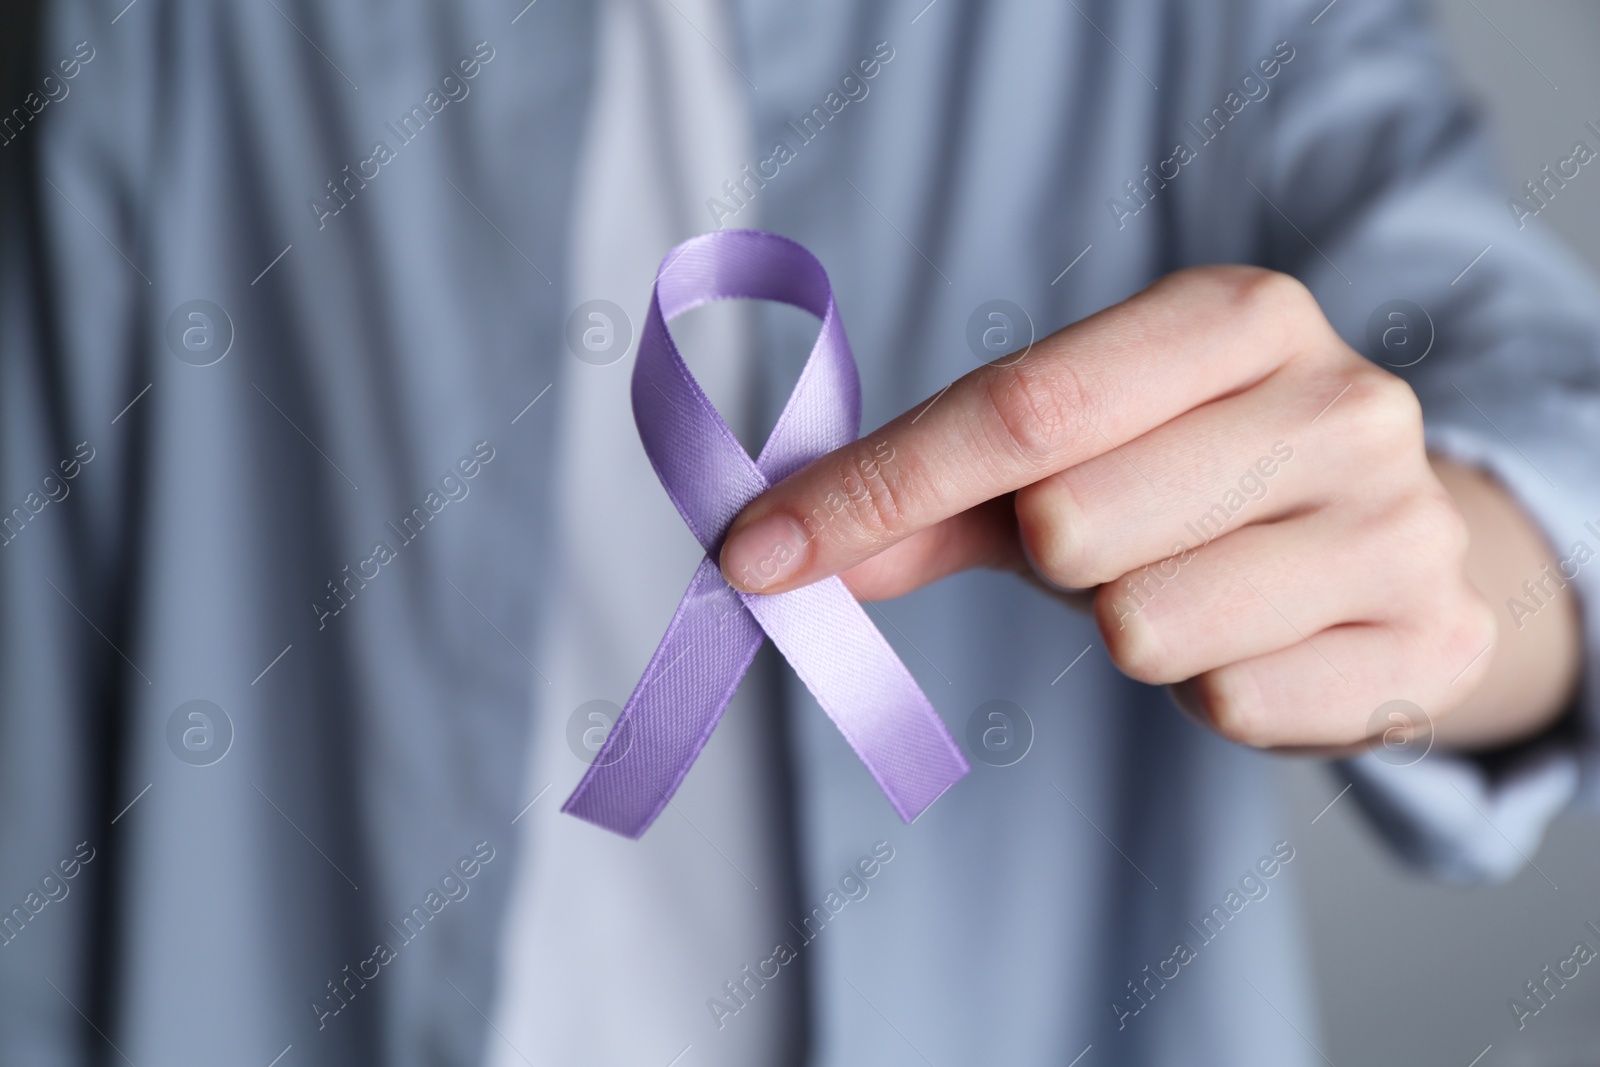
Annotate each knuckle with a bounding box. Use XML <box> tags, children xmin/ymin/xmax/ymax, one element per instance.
<box><xmin>1347</xmin><ymin>370</ymin><xmax>1425</xmax><ymax>451</ymax></box>
<box><xmin>1223</xmin><ymin>267</ymin><xmax>1320</xmax><ymax>338</ymax></box>
<box><xmin>1166</xmin><ymin>266</ymin><xmax>1325</xmax><ymax>361</ymax></box>
<box><xmin>1191</xmin><ymin>668</ymin><xmax>1273</xmax><ymax>748</ymax></box>
<box><xmin>1095</xmin><ymin>584</ymin><xmax>1176</xmax><ymax>684</ymax></box>
<box><xmin>1014</xmin><ymin>476</ymin><xmax>1096</xmax><ymax>586</ymax></box>
<box><xmin>983</xmin><ymin>357</ymin><xmax>1090</xmax><ymax>466</ymax></box>
<box><xmin>1238</xmin><ymin>267</ymin><xmax>1316</xmax><ymax>316</ymax></box>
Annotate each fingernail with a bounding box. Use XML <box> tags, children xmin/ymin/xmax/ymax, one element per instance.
<box><xmin>721</xmin><ymin>513</ymin><xmax>811</xmax><ymax>592</ymax></box>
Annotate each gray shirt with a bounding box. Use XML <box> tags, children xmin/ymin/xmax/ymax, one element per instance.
<box><xmin>2</xmin><ymin>1</ymin><xmax>1597</xmax><ymax>1065</ymax></box>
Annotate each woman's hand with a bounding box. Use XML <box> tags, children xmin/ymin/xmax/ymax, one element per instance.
<box><xmin>719</xmin><ymin>266</ymin><xmax>1578</xmax><ymax>753</ymax></box>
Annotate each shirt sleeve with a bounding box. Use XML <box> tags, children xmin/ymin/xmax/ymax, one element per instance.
<box><xmin>1245</xmin><ymin>0</ymin><xmax>1600</xmax><ymax>882</ymax></box>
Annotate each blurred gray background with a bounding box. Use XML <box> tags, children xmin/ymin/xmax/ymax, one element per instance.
<box><xmin>1288</xmin><ymin>8</ymin><xmax>1600</xmax><ymax>1062</ymax></box>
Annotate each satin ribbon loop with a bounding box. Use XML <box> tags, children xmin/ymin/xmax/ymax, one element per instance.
<box><xmin>562</xmin><ymin>230</ymin><xmax>968</xmax><ymax>839</ymax></box>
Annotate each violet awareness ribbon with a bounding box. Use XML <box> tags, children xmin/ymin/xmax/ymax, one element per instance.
<box><xmin>562</xmin><ymin>230</ymin><xmax>969</xmax><ymax>838</ymax></box>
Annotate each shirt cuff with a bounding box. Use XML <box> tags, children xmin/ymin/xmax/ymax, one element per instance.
<box><xmin>1333</xmin><ymin>419</ymin><xmax>1598</xmax><ymax>883</ymax></box>
<box><xmin>1336</xmin><ymin>743</ymin><xmax>1579</xmax><ymax>884</ymax></box>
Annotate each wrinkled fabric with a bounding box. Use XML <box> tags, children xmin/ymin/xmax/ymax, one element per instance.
<box><xmin>487</xmin><ymin>2</ymin><xmax>806</xmax><ymax>1064</ymax></box>
<box><xmin>1</xmin><ymin>1</ymin><xmax>1597</xmax><ymax>1065</ymax></box>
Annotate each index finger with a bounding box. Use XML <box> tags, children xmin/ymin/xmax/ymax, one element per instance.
<box><xmin>719</xmin><ymin>266</ymin><xmax>1319</xmax><ymax>594</ymax></box>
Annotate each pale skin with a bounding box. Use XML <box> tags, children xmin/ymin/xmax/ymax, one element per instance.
<box><xmin>719</xmin><ymin>266</ymin><xmax>1581</xmax><ymax>755</ymax></box>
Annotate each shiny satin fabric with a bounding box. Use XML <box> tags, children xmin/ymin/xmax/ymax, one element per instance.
<box><xmin>563</xmin><ymin>231</ymin><xmax>968</xmax><ymax>837</ymax></box>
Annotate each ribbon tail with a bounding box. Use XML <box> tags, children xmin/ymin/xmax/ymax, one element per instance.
<box><xmin>740</xmin><ymin>576</ymin><xmax>969</xmax><ymax>822</ymax></box>
<box><xmin>562</xmin><ymin>557</ymin><xmax>765</xmax><ymax>838</ymax></box>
